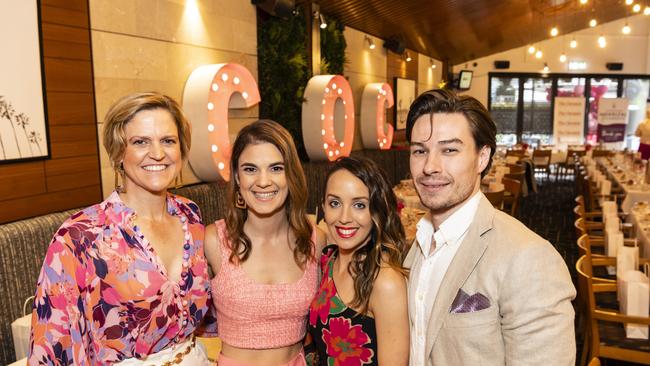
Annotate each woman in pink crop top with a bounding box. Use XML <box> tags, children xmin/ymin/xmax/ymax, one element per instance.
<box><xmin>204</xmin><ymin>120</ymin><xmax>326</xmax><ymax>366</ymax></box>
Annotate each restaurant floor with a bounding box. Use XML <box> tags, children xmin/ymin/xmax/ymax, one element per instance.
<box><xmin>519</xmin><ymin>173</ymin><xmax>640</xmax><ymax>365</ymax></box>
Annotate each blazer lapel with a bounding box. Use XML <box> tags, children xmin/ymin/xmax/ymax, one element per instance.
<box><xmin>424</xmin><ymin>195</ymin><xmax>495</xmax><ymax>358</ymax></box>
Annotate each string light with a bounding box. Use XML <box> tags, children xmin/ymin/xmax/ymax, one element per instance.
<box><xmin>570</xmin><ymin>38</ymin><xmax>578</xmax><ymax>48</ymax></box>
<box><xmin>598</xmin><ymin>35</ymin><xmax>606</xmax><ymax>48</ymax></box>
<box><xmin>535</xmin><ymin>49</ymin><xmax>543</xmax><ymax>59</ymax></box>
<box><xmin>622</xmin><ymin>23</ymin><xmax>631</xmax><ymax>34</ymax></box>
<box><xmin>528</xmin><ymin>45</ymin><xmax>536</xmax><ymax>54</ymax></box>
<box><xmin>550</xmin><ymin>27</ymin><xmax>559</xmax><ymax>37</ymax></box>
<box><xmin>560</xmin><ymin>53</ymin><xmax>567</xmax><ymax>63</ymax></box>
<box><xmin>633</xmin><ymin>3</ymin><xmax>642</xmax><ymax>12</ymax></box>
<box><xmin>589</xmin><ymin>18</ymin><xmax>597</xmax><ymax>27</ymax></box>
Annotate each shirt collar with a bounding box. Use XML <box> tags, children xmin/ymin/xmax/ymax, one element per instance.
<box><xmin>415</xmin><ymin>191</ymin><xmax>482</xmax><ymax>256</ymax></box>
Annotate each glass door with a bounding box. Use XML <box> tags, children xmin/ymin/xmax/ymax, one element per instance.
<box><xmin>522</xmin><ymin>77</ymin><xmax>553</xmax><ymax>147</ymax></box>
<box><xmin>489</xmin><ymin>77</ymin><xmax>519</xmax><ymax>145</ymax></box>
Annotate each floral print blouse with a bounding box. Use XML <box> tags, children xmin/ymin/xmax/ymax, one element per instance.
<box><xmin>306</xmin><ymin>245</ymin><xmax>377</xmax><ymax>366</ymax></box>
<box><xmin>28</xmin><ymin>191</ymin><xmax>210</xmax><ymax>365</ymax></box>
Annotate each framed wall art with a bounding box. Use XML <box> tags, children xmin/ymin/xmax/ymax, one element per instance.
<box><xmin>0</xmin><ymin>0</ymin><xmax>49</xmax><ymax>163</ymax></box>
<box><xmin>394</xmin><ymin>77</ymin><xmax>415</xmax><ymax>130</ymax></box>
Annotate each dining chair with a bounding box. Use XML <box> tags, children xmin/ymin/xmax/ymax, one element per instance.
<box><xmin>532</xmin><ymin>149</ymin><xmax>552</xmax><ymax>180</ymax></box>
<box><xmin>587</xmin><ymin>357</ymin><xmax>600</xmax><ymax>366</ymax></box>
<box><xmin>484</xmin><ymin>189</ymin><xmax>504</xmax><ymax>210</ymax></box>
<box><xmin>576</xmin><ymin>255</ymin><xmax>650</xmax><ymax>365</ymax></box>
<box><xmin>501</xmin><ymin>177</ymin><xmax>521</xmax><ymax>216</ymax></box>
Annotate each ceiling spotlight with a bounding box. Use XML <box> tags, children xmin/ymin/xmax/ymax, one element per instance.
<box><xmin>589</xmin><ymin>18</ymin><xmax>597</xmax><ymax>27</ymax></box>
<box><xmin>364</xmin><ymin>35</ymin><xmax>376</xmax><ymax>50</ymax></box>
<box><xmin>535</xmin><ymin>49</ymin><xmax>543</xmax><ymax>59</ymax></box>
<box><xmin>633</xmin><ymin>3</ymin><xmax>641</xmax><ymax>12</ymax></box>
<box><xmin>318</xmin><ymin>12</ymin><xmax>327</xmax><ymax>29</ymax></box>
<box><xmin>550</xmin><ymin>27</ymin><xmax>559</xmax><ymax>37</ymax></box>
<box><xmin>579</xmin><ymin>0</ymin><xmax>588</xmax><ymax>4</ymax></box>
<box><xmin>405</xmin><ymin>52</ymin><xmax>412</xmax><ymax>62</ymax></box>
<box><xmin>622</xmin><ymin>23</ymin><xmax>631</xmax><ymax>34</ymax></box>
<box><xmin>625</xmin><ymin>0</ymin><xmax>633</xmax><ymax>5</ymax></box>
<box><xmin>598</xmin><ymin>35</ymin><xmax>606</xmax><ymax>48</ymax></box>
<box><xmin>528</xmin><ymin>45</ymin><xmax>536</xmax><ymax>54</ymax></box>
<box><xmin>560</xmin><ymin>53</ymin><xmax>567</xmax><ymax>63</ymax></box>
<box><xmin>570</xmin><ymin>38</ymin><xmax>578</xmax><ymax>48</ymax></box>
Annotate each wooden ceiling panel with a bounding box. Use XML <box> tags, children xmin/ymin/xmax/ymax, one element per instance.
<box><xmin>311</xmin><ymin>0</ymin><xmax>630</xmax><ymax>64</ymax></box>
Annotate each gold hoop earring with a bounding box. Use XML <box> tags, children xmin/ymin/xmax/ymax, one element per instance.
<box><xmin>114</xmin><ymin>162</ymin><xmax>125</xmax><ymax>193</ymax></box>
<box><xmin>235</xmin><ymin>191</ymin><xmax>247</xmax><ymax>209</ymax></box>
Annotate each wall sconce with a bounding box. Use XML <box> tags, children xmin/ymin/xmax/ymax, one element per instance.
<box><xmin>430</xmin><ymin>58</ymin><xmax>436</xmax><ymax>68</ymax></box>
<box><xmin>318</xmin><ymin>12</ymin><xmax>327</xmax><ymax>29</ymax></box>
<box><xmin>405</xmin><ymin>51</ymin><xmax>412</xmax><ymax>62</ymax></box>
<box><xmin>364</xmin><ymin>35</ymin><xmax>376</xmax><ymax>50</ymax></box>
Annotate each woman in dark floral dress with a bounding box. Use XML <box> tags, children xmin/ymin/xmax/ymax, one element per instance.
<box><xmin>306</xmin><ymin>157</ymin><xmax>409</xmax><ymax>366</ymax></box>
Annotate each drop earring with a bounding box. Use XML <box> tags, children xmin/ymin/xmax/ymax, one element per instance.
<box><xmin>235</xmin><ymin>191</ymin><xmax>247</xmax><ymax>209</ymax></box>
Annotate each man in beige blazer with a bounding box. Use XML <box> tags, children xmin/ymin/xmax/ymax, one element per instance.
<box><xmin>403</xmin><ymin>89</ymin><xmax>576</xmax><ymax>365</ymax></box>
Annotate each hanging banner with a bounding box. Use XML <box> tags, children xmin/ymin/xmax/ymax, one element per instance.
<box><xmin>553</xmin><ymin>97</ymin><xmax>585</xmax><ymax>146</ymax></box>
<box><xmin>597</xmin><ymin>98</ymin><xmax>629</xmax><ymax>143</ymax></box>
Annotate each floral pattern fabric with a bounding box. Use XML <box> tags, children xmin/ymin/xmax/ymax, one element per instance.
<box><xmin>28</xmin><ymin>191</ymin><xmax>211</xmax><ymax>365</ymax></box>
<box><xmin>306</xmin><ymin>245</ymin><xmax>377</xmax><ymax>366</ymax></box>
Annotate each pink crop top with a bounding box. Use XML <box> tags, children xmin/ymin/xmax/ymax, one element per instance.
<box><xmin>211</xmin><ymin>219</ymin><xmax>318</xmax><ymax>349</ymax></box>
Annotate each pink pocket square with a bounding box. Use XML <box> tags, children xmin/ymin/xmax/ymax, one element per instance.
<box><xmin>449</xmin><ymin>289</ymin><xmax>491</xmax><ymax>313</ymax></box>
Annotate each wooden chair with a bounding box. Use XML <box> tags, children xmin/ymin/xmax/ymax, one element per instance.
<box><xmin>502</xmin><ymin>177</ymin><xmax>521</xmax><ymax>216</ymax></box>
<box><xmin>592</xmin><ymin>149</ymin><xmax>613</xmax><ymax>158</ymax></box>
<box><xmin>532</xmin><ymin>149</ymin><xmax>552</xmax><ymax>180</ymax></box>
<box><xmin>576</xmin><ymin>255</ymin><xmax>650</xmax><ymax>365</ymax></box>
<box><xmin>484</xmin><ymin>189</ymin><xmax>504</xmax><ymax>210</ymax></box>
<box><xmin>587</xmin><ymin>358</ymin><xmax>600</xmax><ymax>366</ymax></box>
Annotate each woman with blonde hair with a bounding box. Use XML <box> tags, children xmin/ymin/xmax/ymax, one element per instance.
<box><xmin>204</xmin><ymin>119</ymin><xmax>325</xmax><ymax>366</ymax></box>
<box><xmin>29</xmin><ymin>92</ymin><xmax>212</xmax><ymax>365</ymax></box>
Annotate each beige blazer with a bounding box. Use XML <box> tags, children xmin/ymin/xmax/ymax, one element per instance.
<box><xmin>404</xmin><ymin>195</ymin><xmax>576</xmax><ymax>365</ymax></box>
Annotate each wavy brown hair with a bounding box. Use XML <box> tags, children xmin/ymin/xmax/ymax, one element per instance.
<box><xmin>226</xmin><ymin>119</ymin><xmax>314</xmax><ymax>267</ymax></box>
<box><xmin>323</xmin><ymin>156</ymin><xmax>408</xmax><ymax>314</ymax></box>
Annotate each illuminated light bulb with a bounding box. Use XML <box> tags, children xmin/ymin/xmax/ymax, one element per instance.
<box><xmin>322</xmin><ymin>99</ymin><xmax>326</xmax><ymax>105</ymax></box>
<box><xmin>211</xmin><ymin>83</ymin><xmax>219</xmax><ymax>92</ymax></box>
<box><xmin>233</xmin><ymin>76</ymin><xmax>240</xmax><ymax>85</ymax></box>
<box><xmin>321</xmin><ymin>129</ymin><xmax>325</xmax><ymax>136</ymax></box>
<box><xmin>321</xmin><ymin>114</ymin><xmax>325</xmax><ymax>120</ymax></box>
<box><xmin>344</xmin><ymin>114</ymin><xmax>348</xmax><ymax>119</ymax></box>
<box><xmin>535</xmin><ymin>50</ymin><xmax>543</xmax><ymax>59</ymax></box>
<box><xmin>625</xmin><ymin>0</ymin><xmax>633</xmax><ymax>5</ymax></box>
<box><xmin>221</xmin><ymin>73</ymin><xmax>228</xmax><ymax>81</ymax></box>
<box><xmin>207</xmin><ymin>102</ymin><xmax>214</xmax><ymax>110</ymax></box>
<box><xmin>211</xmin><ymin>144</ymin><xmax>218</xmax><ymax>152</ymax></box>
<box><xmin>377</xmin><ymin>95</ymin><xmax>381</xmax><ymax>99</ymax></box>
<box><xmin>369</xmin><ymin>43</ymin><xmax>376</xmax><ymax>50</ymax></box>
<box><xmin>332</xmin><ymin>83</ymin><xmax>337</xmax><ymax>89</ymax></box>
<box><xmin>382</xmin><ymin>138</ymin><xmax>387</xmax><ymax>144</ymax></box>
<box><xmin>323</xmin><ymin>143</ymin><xmax>328</xmax><ymax>149</ymax></box>
<box><xmin>325</xmin><ymin>87</ymin><xmax>330</xmax><ymax>93</ymax></box>
<box><xmin>328</xmin><ymin>151</ymin><xmax>334</xmax><ymax>157</ymax></box>
<box><xmin>543</xmin><ymin>64</ymin><xmax>550</xmax><ymax>73</ymax></box>
<box><xmin>570</xmin><ymin>39</ymin><xmax>578</xmax><ymax>48</ymax></box>
<box><xmin>580</xmin><ymin>0</ymin><xmax>588</xmax><ymax>4</ymax></box>
<box><xmin>645</xmin><ymin>6</ymin><xmax>650</xmax><ymax>15</ymax></box>
<box><xmin>242</xmin><ymin>91</ymin><xmax>248</xmax><ymax>99</ymax></box>
<box><xmin>340</xmin><ymin>141</ymin><xmax>344</xmax><ymax>147</ymax></box>
<box><xmin>342</xmin><ymin>100</ymin><xmax>346</xmax><ymax>105</ymax></box>
<box><xmin>431</xmin><ymin>64</ymin><xmax>437</xmax><ymax>69</ymax></box>
<box><xmin>337</xmin><ymin>88</ymin><xmax>342</xmax><ymax>94</ymax></box>
<box><xmin>622</xmin><ymin>24</ymin><xmax>631</xmax><ymax>34</ymax></box>
<box><xmin>528</xmin><ymin>45</ymin><xmax>536</xmax><ymax>54</ymax></box>
<box><xmin>598</xmin><ymin>35</ymin><xmax>606</xmax><ymax>48</ymax></box>
<box><xmin>208</xmin><ymin>124</ymin><xmax>215</xmax><ymax>132</ymax></box>
<box><xmin>218</xmin><ymin>162</ymin><xmax>225</xmax><ymax>170</ymax></box>
<box><xmin>335</xmin><ymin>150</ymin><xmax>340</xmax><ymax>155</ymax></box>
<box><xmin>589</xmin><ymin>19</ymin><xmax>597</xmax><ymax>27</ymax></box>
<box><xmin>550</xmin><ymin>27</ymin><xmax>559</xmax><ymax>37</ymax></box>
<box><xmin>379</xmin><ymin>142</ymin><xmax>384</xmax><ymax>148</ymax></box>
<box><xmin>406</xmin><ymin>54</ymin><xmax>412</xmax><ymax>62</ymax></box>
<box><xmin>560</xmin><ymin>54</ymin><xmax>567</xmax><ymax>63</ymax></box>
<box><xmin>633</xmin><ymin>3</ymin><xmax>641</xmax><ymax>12</ymax></box>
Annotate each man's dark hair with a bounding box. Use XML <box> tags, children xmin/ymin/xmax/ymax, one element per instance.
<box><xmin>405</xmin><ymin>89</ymin><xmax>497</xmax><ymax>177</ymax></box>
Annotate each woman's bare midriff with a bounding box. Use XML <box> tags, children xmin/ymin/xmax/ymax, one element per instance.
<box><xmin>221</xmin><ymin>342</ymin><xmax>303</xmax><ymax>366</ymax></box>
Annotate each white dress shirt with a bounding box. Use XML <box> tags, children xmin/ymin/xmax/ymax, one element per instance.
<box><xmin>409</xmin><ymin>191</ymin><xmax>482</xmax><ymax>366</ymax></box>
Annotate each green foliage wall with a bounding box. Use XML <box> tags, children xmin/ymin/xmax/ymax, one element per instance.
<box><xmin>257</xmin><ymin>9</ymin><xmax>346</xmax><ymax>160</ymax></box>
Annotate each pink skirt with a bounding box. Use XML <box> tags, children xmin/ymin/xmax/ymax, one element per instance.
<box><xmin>217</xmin><ymin>349</ymin><xmax>306</xmax><ymax>366</ymax></box>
